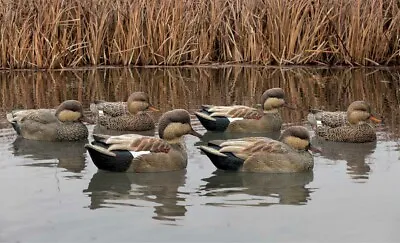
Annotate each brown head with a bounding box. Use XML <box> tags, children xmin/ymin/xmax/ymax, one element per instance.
<box><xmin>279</xmin><ymin>126</ymin><xmax>319</xmax><ymax>152</ymax></box>
<box><xmin>127</xmin><ymin>92</ymin><xmax>159</xmax><ymax>114</ymax></box>
<box><xmin>260</xmin><ymin>88</ymin><xmax>292</xmax><ymax>112</ymax></box>
<box><xmin>158</xmin><ymin>109</ymin><xmax>202</xmax><ymax>142</ymax></box>
<box><xmin>55</xmin><ymin>100</ymin><xmax>87</xmax><ymax>122</ymax></box>
<box><xmin>346</xmin><ymin>101</ymin><xmax>381</xmax><ymax>125</ymax></box>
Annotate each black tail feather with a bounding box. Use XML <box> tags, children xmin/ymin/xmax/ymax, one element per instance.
<box><xmin>85</xmin><ymin>142</ymin><xmax>133</xmax><ymax>172</ymax></box>
<box><xmin>200</xmin><ymin>144</ymin><xmax>244</xmax><ymax>171</ymax></box>
<box><xmin>195</xmin><ymin>111</ymin><xmax>230</xmax><ymax>132</ymax></box>
<box><xmin>11</xmin><ymin>122</ymin><xmax>21</xmax><ymax>135</ymax></box>
<box><xmin>92</xmin><ymin>134</ymin><xmax>109</xmax><ymax>144</ymax></box>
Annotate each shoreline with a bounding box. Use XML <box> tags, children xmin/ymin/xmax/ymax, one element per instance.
<box><xmin>2</xmin><ymin>64</ymin><xmax>400</xmax><ymax>72</ymax></box>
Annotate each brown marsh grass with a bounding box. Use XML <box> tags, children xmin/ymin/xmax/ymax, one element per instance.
<box><xmin>1</xmin><ymin>0</ymin><xmax>400</xmax><ymax>69</ymax></box>
<box><xmin>0</xmin><ymin>67</ymin><xmax>399</xmax><ymax>137</ymax></box>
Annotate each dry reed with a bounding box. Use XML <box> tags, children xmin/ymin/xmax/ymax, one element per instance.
<box><xmin>1</xmin><ymin>0</ymin><xmax>400</xmax><ymax>69</ymax></box>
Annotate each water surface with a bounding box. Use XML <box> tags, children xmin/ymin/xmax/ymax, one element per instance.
<box><xmin>0</xmin><ymin>67</ymin><xmax>399</xmax><ymax>242</ymax></box>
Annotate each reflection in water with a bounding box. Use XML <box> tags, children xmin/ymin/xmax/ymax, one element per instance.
<box><xmin>199</xmin><ymin>171</ymin><xmax>314</xmax><ymax>207</ymax></box>
<box><xmin>1</xmin><ymin>67</ymin><xmax>399</xmax><ymax>138</ymax></box>
<box><xmin>10</xmin><ymin>137</ymin><xmax>87</xmax><ymax>174</ymax></box>
<box><xmin>312</xmin><ymin>137</ymin><xmax>377</xmax><ymax>182</ymax></box>
<box><xmin>84</xmin><ymin>170</ymin><xmax>187</xmax><ymax>222</ymax></box>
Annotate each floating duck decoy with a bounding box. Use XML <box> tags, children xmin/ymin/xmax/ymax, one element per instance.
<box><xmin>195</xmin><ymin>88</ymin><xmax>293</xmax><ymax>133</ymax></box>
<box><xmin>85</xmin><ymin>109</ymin><xmax>202</xmax><ymax>173</ymax></box>
<box><xmin>90</xmin><ymin>92</ymin><xmax>158</xmax><ymax>131</ymax></box>
<box><xmin>6</xmin><ymin>100</ymin><xmax>89</xmax><ymax>141</ymax></box>
<box><xmin>307</xmin><ymin>100</ymin><xmax>381</xmax><ymax>142</ymax></box>
<box><xmin>199</xmin><ymin>126</ymin><xmax>319</xmax><ymax>173</ymax></box>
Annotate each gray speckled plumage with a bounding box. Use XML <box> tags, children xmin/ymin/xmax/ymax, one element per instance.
<box><xmin>307</xmin><ymin>111</ymin><xmax>348</xmax><ymax>128</ymax></box>
<box><xmin>315</xmin><ymin>123</ymin><xmax>376</xmax><ymax>143</ymax></box>
<box><xmin>93</xmin><ymin>101</ymin><xmax>128</xmax><ymax>117</ymax></box>
<box><xmin>97</xmin><ymin>113</ymin><xmax>155</xmax><ymax>131</ymax></box>
<box><xmin>308</xmin><ymin>101</ymin><xmax>380</xmax><ymax>143</ymax></box>
<box><xmin>7</xmin><ymin>100</ymin><xmax>88</xmax><ymax>141</ymax></box>
<box><xmin>56</xmin><ymin>122</ymin><xmax>89</xmax><ymax>141</ymax></box>
<box><xmin>91</xmin><ymin>92</ymin><xmax>156</xmax><ymax>131</ymax></box>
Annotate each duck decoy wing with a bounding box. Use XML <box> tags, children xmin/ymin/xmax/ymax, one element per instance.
<box><xmin>7</xmin><ymin>109</ymin><xmax>59</xmax><ymax>138</ymax></box>
<box><xmin>309</xmin><ymin>110</ymin><xmax>347</xmax><ymax>128</ymax></box>
<box><xmin>218</xmin><ymin>137</ymin><xmax>282</xmax><ymax>160</ymax></box>
<box><xmin>101</xmin><ymin>135</ymin><xmax>171</xmax><ymax>154</ymax></box>
<box><xmin>125</xmin><ymin>137</ymin><xmax>171</xmax><ymax>153</ymax></box>
<box><xmin>91</xmin><ymin>101</ymin><xmax>127</xmax><ymax>117</ymax></box>
<box><xmin>17</xmin><ymin>109</ymin><xmax>58</xmax><ymax>124</ymax></box>
<box><xmin>240</xmin><ymin>139</ymin><xmax>305</xmax><ymax>173</ymax></box>
<box><xmin>320</xmin><ymin>112</ymin><xmax>347</xmax><ymax>128</ymax></box>
<box><xmin>93</xmin><ymin>133</ymin><xmax>143</xmax><ymax>143</ymax></box>
<box><xmin>208</xmin><ymin>105</ymin><xmax>262</xmax><ymax>119</ymax></box>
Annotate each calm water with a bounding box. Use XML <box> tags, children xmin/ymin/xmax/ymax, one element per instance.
<box><xmin>0</xmin><ymin>67</ymin><xmax>399</xmax><ymax>242</ymax></box>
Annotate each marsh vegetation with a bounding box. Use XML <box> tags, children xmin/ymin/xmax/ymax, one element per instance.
<box><xmin>1</xmin><ymin>0</ymin><xmax>400</xmax><ymax>69</ymax></box>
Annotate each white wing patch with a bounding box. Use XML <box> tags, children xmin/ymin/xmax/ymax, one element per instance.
<box><xmin>129</xmin><ymin>151</ymin><xmax>151</xmax><ymax>157</ymax></box>
<box><xmin>228</xmin><ymin>117</ymin><xmax>244</xmax><ymax>122</ymax></box>
<box><xmin>98</xmin><ymin>110</ymin><xmax>104</xmax><ymax>116</ymax></box>
<box><xmin>316</xmin><ymin>120</ymin><xmax>322</xmax><ymax>127</ymax></box>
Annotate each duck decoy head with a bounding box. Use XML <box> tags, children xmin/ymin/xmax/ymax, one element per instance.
<box><xmin>55</xmin><ymin>100</ymin><xmax>87</xmax><ymax>122</ymax></box>
<box><xmin>347</xmin><ymin>101</ymin><xmax>381</xmax><ymax>125</ymax></box>
<box><xmin>127</xmin><ymin>92</ymin><xmax>159</xmax><ymax>114</ymax></box>
<box><xmin>158</xmin><ymin>109</ymin><xmax>202</xmax><ymax>141</ymax></box>
<box><xmin>261</xmin><ymin>88</ymin><xmax>295</xmax><ymax>111</ymax></box>
<box><xmin>279</xmin><ymin>126</ymin><xmax>320</xmax><ymax>153</ymax></box>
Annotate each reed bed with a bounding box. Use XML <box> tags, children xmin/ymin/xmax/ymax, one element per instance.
<box><xmin>1</xmin><ymin>0</ymin><xmax>400</xmax><ymax>69</ymax></box>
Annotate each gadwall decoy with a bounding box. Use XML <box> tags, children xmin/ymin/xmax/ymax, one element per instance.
<box><xmin>85</xmin><ymin>109</ymin><xmax>202</xmax><ymax>173</ymax></box>
<box><xmin>199</xmin><ymin>126</ymin><xmax>319</xmax><ymax>173</ymax></box>
<box><xmin>6</xmin><ymin>100</ymin><xmax>89</xmax><ymax>141</ymax></box>
<box><xmin>307</xmin><ymin>101</ymin><xmax>381</xmax><ymax>143</ymax></box>
<box><xmin>90</xmin><ymin>92</ymin><xmax>158</xmax><ymax>131</ymax></box>
<box><xmin>195</xmin><ymin>88</ymin><xmax>293</xmax><ymax>133</ymax></box>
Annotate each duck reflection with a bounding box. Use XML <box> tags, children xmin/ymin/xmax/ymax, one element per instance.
<box><xmin>10</xmin><ymin>137</ymin><xmax>87</xmax><ymax>173</ymax></box>
<box><xmin>84</xmin><ymin>170</ymin><xmax>187</xmax><ymax>222</ymax></box>
<box><xmin>199</xmin><ymin>170</ymin><xmax>314</xmax><ymax>206</ymax></box>
<box><xmin>311</xmin><ymin>137</ymin><xmax>377</xmax><ymax>181</ymax></box>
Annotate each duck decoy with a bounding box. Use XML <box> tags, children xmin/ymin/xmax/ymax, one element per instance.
<box><xmin>195</xmin><ymin>88</ymin><xmax>293</xmax><ymax>133</ymax></box>
<box><xmin>6</xmin><ymin>100</ymin><xmax>89</xmax><ymax>141</ymax></box>
<box><xmin>307</xmin><ymin>100</ymin><xmax>381</xmax><ymax>143</ymax></box>
<box><xmin>199</xmin><ymin>126</ymin><xmax>319</xmax><ymax>173</ymax></box>
<box><xmin>85</xmin><ymin>109</ymin><xmax>202</xmax><ymax>173</ymax></box>
<box><xmin>90</xmin><ymin>92</ymin><xmax>158</xmax><ymax>131</ymax></box>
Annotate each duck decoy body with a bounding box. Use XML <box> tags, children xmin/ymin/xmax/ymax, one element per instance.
<box><xmin>90</xmin><ymin>92</ymin><xmax>157</xmax><ymax>131</ymax></box>
<box><xmin>195</xmin><ymin>88</ymin><xmax>291</xmax><ymax>133</ymax></box>
<box><xmin>85</xmin><ymin>109</ymin><xmax>202</xmax><ymax>173</ymax></box>
<box><xmin>307</xmin><ymin>101</ymin><xmax>381</xmax><ymax>143</ymax></box>
<box><xmin>6</xmin><ymin>100</ymin><xmax>89</xmax><ymax>141</ymax></box>
<box><xmin>200</xmin><ymin>126</ymin><xmax>318</xmax><ymax>173</ymax></box>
